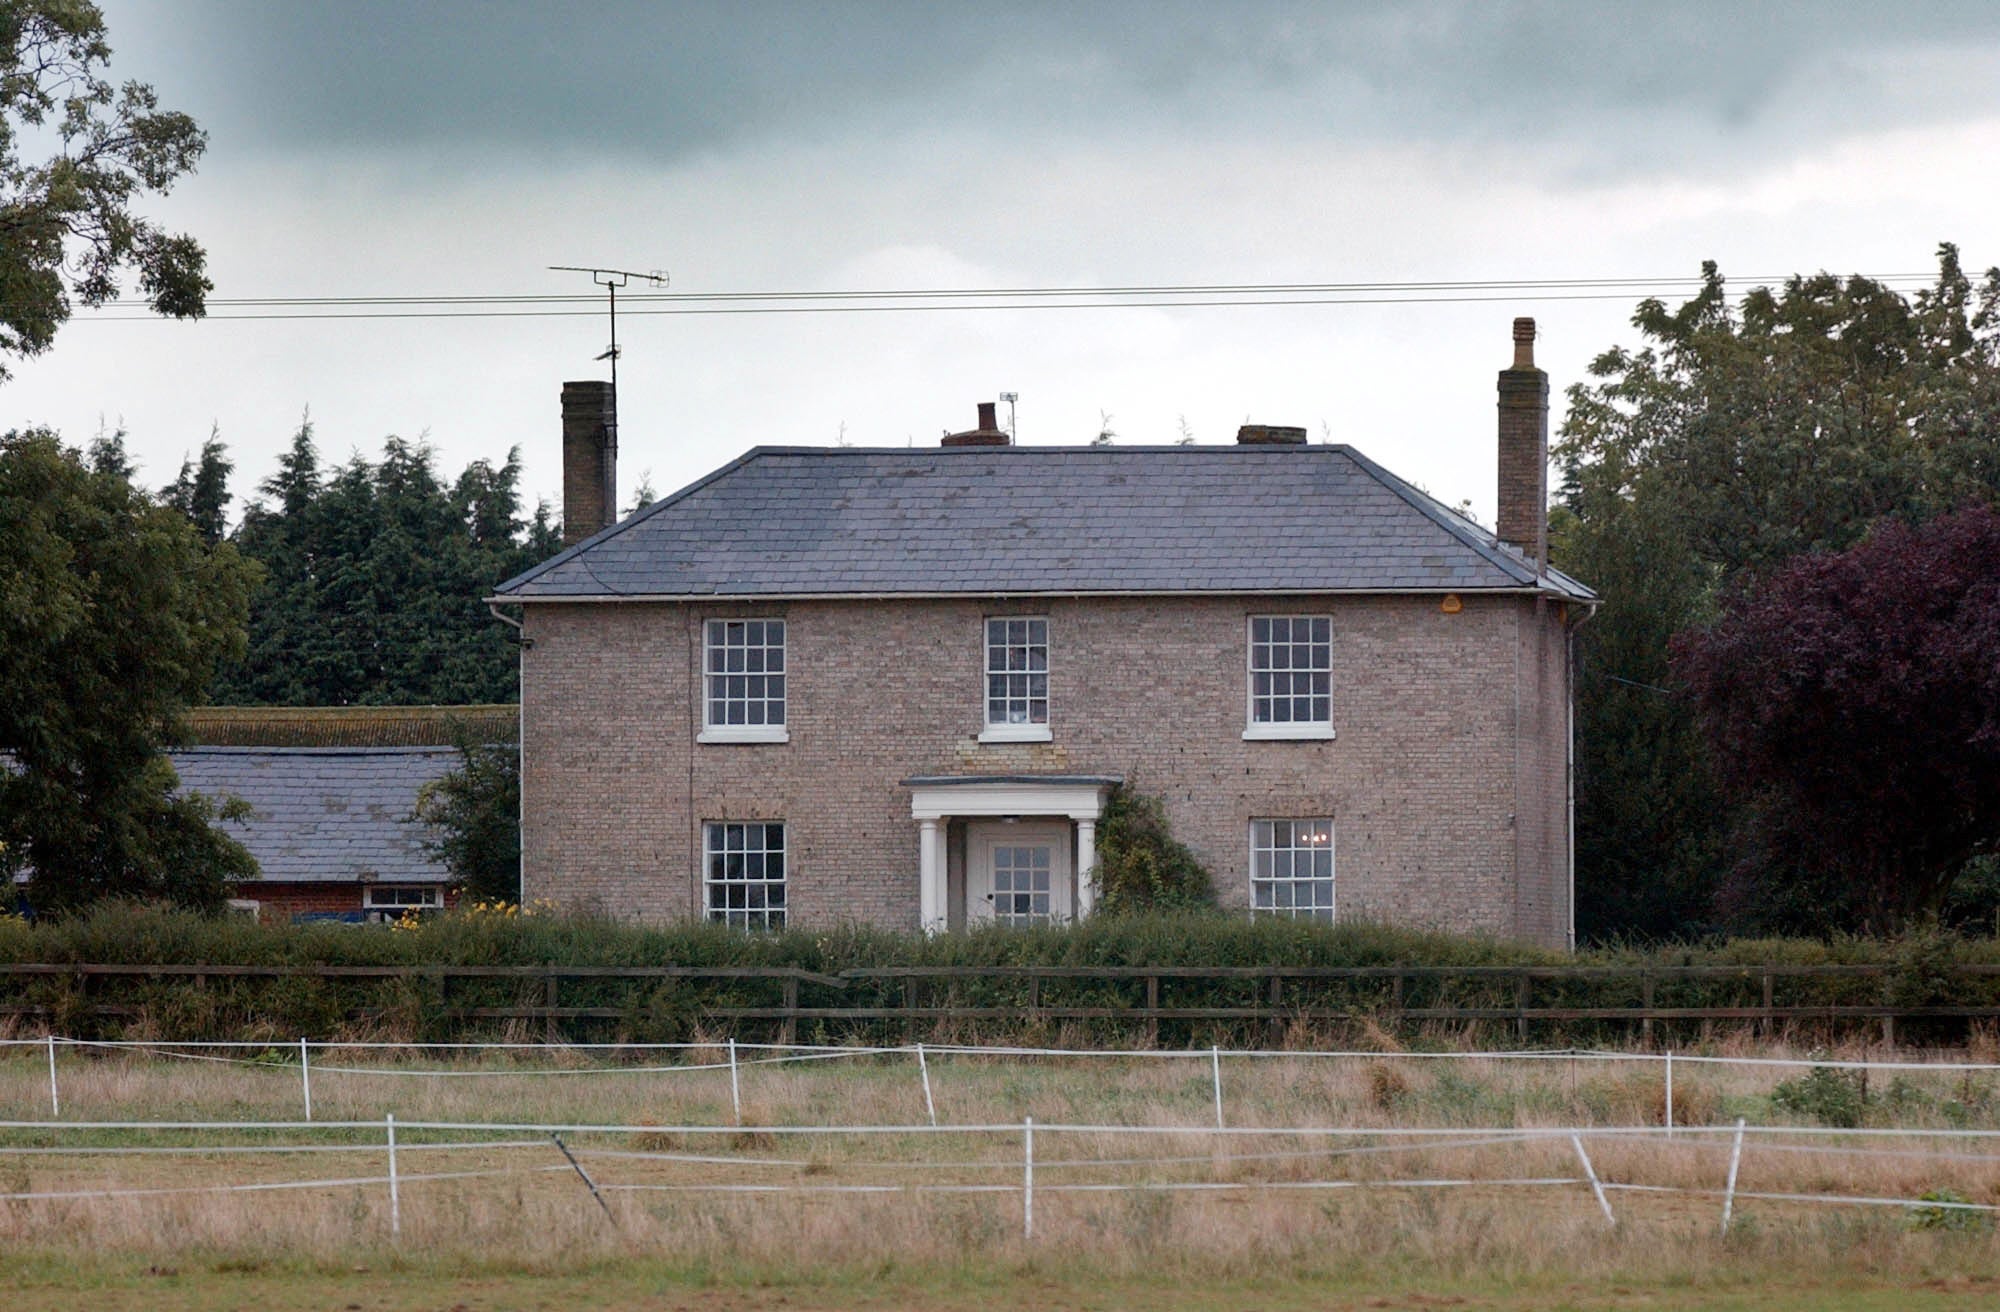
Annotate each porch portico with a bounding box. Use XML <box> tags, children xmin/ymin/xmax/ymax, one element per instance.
<box><xmin>904</xmin><ymin>774</ymin><xmax>1121</xmax><ymax>933</ymax></box>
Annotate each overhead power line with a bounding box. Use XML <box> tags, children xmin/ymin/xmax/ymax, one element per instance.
<box><xmin>51</xmin><ymin>272</ymin><xmax>1946</xmax><ymax>323</ymax></box>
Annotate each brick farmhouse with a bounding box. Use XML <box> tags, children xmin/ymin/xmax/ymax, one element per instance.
<box><xmin>492</xmin><ymin>320</ymin><xmax>1594</xmax><ymax>948</ymax></box>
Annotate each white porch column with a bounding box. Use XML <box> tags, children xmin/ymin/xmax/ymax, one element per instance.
<box><xmin>918</xmin><ymin>819</ymin><xmax>944</xmax><ymax>935</ymax></box>
<box><xmin>1075</xmin><ymin>817</ymin><xmax>1098</xmax><ymax>920</ymax></box>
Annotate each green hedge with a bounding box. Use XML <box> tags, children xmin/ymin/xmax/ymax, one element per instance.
<box><xmin>1</xmin><ymin>904</ymin><xmax>1995</xmax><ymax>1048</ymax></box>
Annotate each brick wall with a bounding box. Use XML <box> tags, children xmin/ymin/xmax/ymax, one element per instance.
<box><xmin>520</xmin><ymin>592</ymin><xmax>1576</xmax><ymax>947</ymax></box>
<box><xmin>236</xmin><ymin>882</ymin><xmax>458</xmax><ymax>923</ymax></box>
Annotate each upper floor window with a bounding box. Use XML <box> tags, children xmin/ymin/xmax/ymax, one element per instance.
<box><xmin>1250</xmin><ymin>818</ymin><xmax>1334</xmax><ymax>921</ymax></box>
<box><xmin>1244</xmin><ymin>615</ymin><xmax>1333</xmax><ymax>740</ymax></box>
<box><xmin>705</xmin><ymin>821</ymin><xmax>787</xmax><ymax>930</ymax></box>
<box><xmin>701</xmin><ymin>618</ymin><xmax>788</xmax><ymax>743</ymax></box>
<box><xmin>981</xmin><ymin>616</ymin><xmax>1050</xmax><ymax>742</ymax></box>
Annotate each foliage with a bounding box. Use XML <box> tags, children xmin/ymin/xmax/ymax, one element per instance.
<box><xmin>1770</xmin><ymin>1054</ymin><xmax>1869</xmax><ymax>1128</ymax></box>
<box><xmin>1554</xmin><ymin>244</ymin><xmax>2000</xmax><ymax>940</ymax></box>
<box><xmin>1091</xmin><ymin>788</ymin><xmax>1215</xmax><ymax>913</ymax></box>
<box><xmin>160</xmin><ymin>427</ymin><xmax>232</xmax><ymax>545</ymax></box>
<box><xmin>1671</xmin><ymin>507</ymin><xmax>2000</xmax><ymax>931</ymax></box>
<box><xmin>1910</xmin><ymin>1188</ymin><xmax>1991</xmax><ymax>1233</ymax></box>
<box><xmin>211</xmin><ymin>417</ymin><xmax>559</xmax><ymax>705</ymax></box>
<box><xmin>412</xmin><ymin>739</ymin><xmax>521</xmax><ymax>904</ymax></box>
<box><xmin>0</xmin><ymin>429</ymin><xmax>257</xmax><ymax>911</ymax></box>
<box><xmin>0</xmin><ymin>0</ymin><xmax>209</xmax><ymax>380</ymax></box>
<box><xmin>23</xmin><ymin>904</ymin><xmax>2000</xmax><ymax>1047</ymax></box>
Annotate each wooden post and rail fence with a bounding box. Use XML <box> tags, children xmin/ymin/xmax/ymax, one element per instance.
<box><xmin>4</xmin><ymin>961</ymin><xmax>2000</xmax><ymax>1045</ymax></box>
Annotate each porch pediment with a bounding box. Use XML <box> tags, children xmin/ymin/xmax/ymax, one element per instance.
<box><xmin>901</xmin><ymin>775</ymin><xmax>1121</xmax><ymax>931</ymax></box>
<box><xmin>902</xmin><ymin>773</ymin><xmax>1121</xmax><ymax>821</ymax></box>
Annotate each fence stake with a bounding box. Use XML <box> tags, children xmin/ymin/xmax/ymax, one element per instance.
<box><xmin>46</xmin><ymin>1034</ymin><xmax>59</xmax><ymax>1117</ymax></box>
<box><xmin>1664</xmin><ymin>1050</ymin><xmax>1673</xmax><ymax>1138</ymax></box>
<box><xmin>727</xmin><ymin>1038</ymin><xmax>741</xmax><ymax>1126</ymax></box>
<box><xmin>550</xmin><ymin>1132</ymin><xmax>616</xmax><ymax>1223</ymax></box>
<box><xmin>300</xmin><ymin>1038</ymin><xmax>313</xmax><ymax>1121</ymax></box>
<box><xmin>386</xmin><ymin>1113</ymin><xmax>400</xmax><ymax>1238</ymax></box>
<box><xmin>917</xmin><ymin>1043</ymin><xmax>937</xmax><ymax>1127</ymax></box>
<box><xmin>1570</xmin><ymin>1132</ymin><xmax>1615</xmax><ymax>1227</ymax></box>
<box><xmin>1721</xmin><ymin>1117</ymin><xmax>1747</xmax><ymax>1235</ymax></box>
<box><xmin>1023</xmin><ymin>1115</ymin><xmax>1035</xmax><ymax>1240</ymax></box>
<box><xmin>1211</xmin><ymin>1044</ymin><xmax>1225</xmax><ymax>1128</ymax></box>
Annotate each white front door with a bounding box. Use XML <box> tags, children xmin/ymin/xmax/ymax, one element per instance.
<box><xmin>966</xmin><ymin>822</ymin><xmax>1072</xmax><ymax>926</ymax></box>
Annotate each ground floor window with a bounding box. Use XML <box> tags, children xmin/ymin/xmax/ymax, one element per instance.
<box><xmin>705</xmin><ymin>821</ymin><xmax>787</xmax><ymax>929</ymax></box>
<box><xmin>1250</xmin><ymin>818</ymin><xmax>1334</xmax><ymax>920</ymax></box>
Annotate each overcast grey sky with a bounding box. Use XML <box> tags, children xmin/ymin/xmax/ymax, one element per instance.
<box><xmin>9</xmin><ymin>1</ymin><xmax>2000</xmax><ymax>525</ymax></box>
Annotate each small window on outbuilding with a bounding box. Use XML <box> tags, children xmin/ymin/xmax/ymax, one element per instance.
<box><xmin>364</xmin><ymin>885</ymin><xmax>444</xmax><ymax>910</ymax></box>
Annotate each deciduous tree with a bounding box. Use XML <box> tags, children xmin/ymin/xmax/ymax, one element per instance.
<box><xmin>1670</xmin><ymin>506</ymin><xmax>2000</xmax><ymax>932</ymax></box>
<box><xmin>412</xmin><ymin>737</ymin><xmax>520</xmax><ymax>906</ymax></box>
<box><xmin>1555</xmin><ymin>244</ymin><xmax>2000</xmax><ymax>939</ymax></box>
<box><xmin>0</xmin><ymin>429</ymin><xmax>256</xmax><ymax>912</ymax></box>
<box><xmin>0</xmin><ymin>0</ymin><xmax>210</xmax><ymax>380</ymax></box>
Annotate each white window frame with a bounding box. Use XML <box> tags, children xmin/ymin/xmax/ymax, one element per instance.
<box><xmin>1249</xmin><ymin>818</ymin><xmax>1335</xmax><ymax>921</ymax></box>
<box><xmin>363</xmin><ymin>885</ymin><xmax>444</xmax><ymax>910</ymax></box>
<box><xmin>978</xmin><ymin>615</ymin><xmax>1052</xmax><ymax>743</ymax></box>
<box><xmin>704</xmin><ymin>820</ymin><xmax>788</xmax><ymax>930</ymax></box>
<box><xmin>699</xmin><ymin>618</ymin><xmax>790</xmax><ymax>744</ymax></box>
<box><xmin>1243</xmin><ymin>614</ymin><xmax>1335</xmax><ymax>740</ymax></box>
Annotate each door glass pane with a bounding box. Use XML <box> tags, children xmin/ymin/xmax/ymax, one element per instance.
<box><xmin>992</xmin><ymin>843</ymin><xmax>1054</xmax><ymax>927</ymax></box>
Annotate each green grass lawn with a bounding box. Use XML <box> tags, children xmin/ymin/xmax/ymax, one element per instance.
<box><xmin>6</xmin><ymin>1257</ymin><xmax>2000</xmax><ymax>1312</ymax></box>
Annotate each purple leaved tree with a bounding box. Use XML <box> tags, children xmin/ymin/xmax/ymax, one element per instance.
<box><xmin>1671</xmin><ymin>506</ymin><xmax>2000</xmax><ymax>932</ymax></box>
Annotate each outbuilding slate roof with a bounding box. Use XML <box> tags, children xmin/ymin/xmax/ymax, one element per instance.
<box><xmin>170</xmin><ymin>747</ymin><xmax>456</xmax><ymax>886</ymax></box>
<box><xmin>492</xmin><ymin>444</ymin><xmax>1594</xmax><ymax>601</ymax></box>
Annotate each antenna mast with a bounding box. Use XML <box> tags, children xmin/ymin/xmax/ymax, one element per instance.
<box><xmin>549</xmin><ymin>265</ymin><xmax>668</xmax><ymax>396</ymax></box>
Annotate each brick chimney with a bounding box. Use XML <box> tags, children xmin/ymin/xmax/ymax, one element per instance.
<box><xmin>941</xmin><ymin>401</ymin><xmax>1011</xmax><ymax>447</ymax></box>
<box><xmin>1496</xmin><ymin>317</ymin><xmax>1548</xmax><ymax>567</ymax></box>
<box><xmin>1236</xmin><ymin>424</ymin><xmax>1307</xmax><ymax>445</ymax></box>
<box><xmin>561</xmin><ymin>380</ymin><xmax>617</xmax><ymax>546</ymax></box>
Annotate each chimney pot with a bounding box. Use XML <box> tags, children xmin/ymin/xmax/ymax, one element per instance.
<box><xmin>1236</xmin><ymin>424</ymin><xmax>1307</xmax><ymax>445</ymax></box>
<box><xmin>1496</xmin><ymin>320</ymin><xmax>1549</xmax><ymax>567</ymax></box>
<box><xmin>1512</xmin><ymin>316</ymin><xmax>1537</xmax><ymax>369</ymax></box>
<box><xmin>561</xmin><ymin>380</ymin><xmax>618</xmax><ymax>546</ymax></box>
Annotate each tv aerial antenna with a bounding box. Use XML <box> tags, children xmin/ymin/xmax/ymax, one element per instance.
<box><xmin>549</xmin><ymin>265</ymin><xmax>668</xmax><ymax>394</ymax></box>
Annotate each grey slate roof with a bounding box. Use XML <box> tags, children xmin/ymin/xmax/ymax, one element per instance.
<box><xmin>493</xmin><ymin>445</ymin><xmax>1595</xmax><ymax>601</ymax></box>
<box><xmin>170</xmin><ymin>747</ymin><xmax>456</xmax><ymax>886</ymax></box>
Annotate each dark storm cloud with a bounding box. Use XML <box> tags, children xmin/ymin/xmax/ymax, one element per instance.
<box><xmin>127</xmin><ymin>1</ymin><xmax>2000</xmax><ymax>169</ymax></box>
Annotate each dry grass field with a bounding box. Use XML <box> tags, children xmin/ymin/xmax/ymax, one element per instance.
<box><xmin>4</xmin><ymin>1037</ymin><xmax>2000</xmax><ymax>1309</ymax></box>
